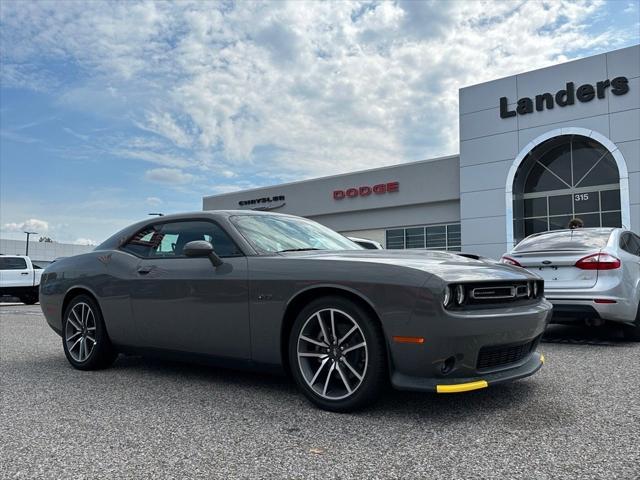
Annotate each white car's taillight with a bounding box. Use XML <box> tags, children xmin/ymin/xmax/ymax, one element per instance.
<box><xmin>500</xmin><ymin>255</ymin><xmax>522</xmax><ymax>267</ymax></box>
<box><xmin>575</xmin><ymin>253</ymin><xmax>621</xmax><ymax>270</ymax></box>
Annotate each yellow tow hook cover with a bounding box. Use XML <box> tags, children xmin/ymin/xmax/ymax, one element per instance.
<box><xmin>436</xmin><ymin>380</ymin><xmax>488</xmax><ymax>393</ymax></box>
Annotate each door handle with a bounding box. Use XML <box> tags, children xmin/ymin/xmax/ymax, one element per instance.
<box><xmin>137</xmin><ymin>266</ymin><xmax>154</xmax><ymax>275</ymax></box>
<box><xmin>21</xmin><ymin>272</ymin><xmax>29</xmax><ymax>275</ymax></box>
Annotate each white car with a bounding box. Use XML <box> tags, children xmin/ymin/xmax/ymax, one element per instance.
<box><xmin>347</xmin><ymin>236</ymin><xmax>383</xmax><ymax>250</ymax></box>
<box><xmin>501</xmin><ymin>228</ymin><xmax>640</xmax><ymax>340</ymax></box>
<box><xmin>0</xmin><ymin>255</ymin><xmax>43</xmax><ymax>304</ymax></box>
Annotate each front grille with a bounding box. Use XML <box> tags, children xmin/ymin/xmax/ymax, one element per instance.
<box><xmin>453</xmin><ymin>280</ymin><xmax>544</xmax><ymax>308</ymax></box>
<box><xmin>476</xmin><ymin>336</ymin><xmax>539</xmax><ymax>370</ymax></box>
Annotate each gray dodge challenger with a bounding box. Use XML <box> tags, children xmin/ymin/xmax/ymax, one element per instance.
<box><xmin>40</xmin><ymin>211</ymin><xmax>552</xmax><ymax>411</ymax></box>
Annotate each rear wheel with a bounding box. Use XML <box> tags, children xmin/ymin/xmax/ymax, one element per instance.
<box><xmin>623</xmin><ymin>302</ymin><xmax>640</xmax><ymax>342</ymax></box>
<box><xmin>21</xmin><ymin>293</ymin><xmax>38</xmax><ymax>305</ymax></box>
<box><xmin>288</xmin><ymin>296</ymin><xmax>386</xmax><ymax>412</ymax></box>
<box><xmin>62</xmin><ymin>295</ymin><xmax>118</xmax><ymax>370</ymax></box>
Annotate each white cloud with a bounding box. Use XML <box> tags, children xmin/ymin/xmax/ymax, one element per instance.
<box><xmin>137</xmin><ymin>111</ymin><xmax>193</xmax><ymax>149</ymax></box>
<box><xmin>1</xmin><ymin>0</ymin><xmax>636</xmax><ymax>191</ymax></box>
<box><xmin>74</xmin><ymin>238</ymin><xmax>97</xmax><ymax>246</ymax></box>
<box><xmin>146</xmin><ymin>196</ymin><xmax>163</xmax><ymax>206</ymax></box>
<box><xmin>2</xmin><ymin>218</ymin><xmax>49</xmax><ymax>233</ymax></box>
<box><xmin>145</xmin><ymin>167</ymin><xmax>196</xmax><ymax>184</ymax></box>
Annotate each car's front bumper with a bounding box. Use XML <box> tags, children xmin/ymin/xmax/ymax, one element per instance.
<box><xmin>386</xmin><ymin>298</ymin><xmax>552</xmax><ymax>393</ymax></box>
<box><xmin>392</xmin><ymin>351</ymin><xmax>544</xmax><ymax>393</ymax></box>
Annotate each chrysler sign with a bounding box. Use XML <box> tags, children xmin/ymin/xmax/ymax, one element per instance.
<box><xmin>500</xmin><ymin>76</ymin><xmax>629</xmax><ymax>119</ymax></box>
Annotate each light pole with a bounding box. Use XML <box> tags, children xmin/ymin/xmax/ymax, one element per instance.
<box><xmin>23</xmin><ymin>231</ymin><xmax>38</xmax><ymax>257</ymax></box>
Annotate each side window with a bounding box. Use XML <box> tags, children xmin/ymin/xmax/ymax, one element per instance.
<box><xmin>629</xmin><ymin>234</ymin><xmax>640</xmax><ymax>256</ymax></box>
<box><xmin>0</xmin><ymin>257</ymin><xmax>28</xmax><ymax>270</ymax></box>
<box><xmin>620</xmin><ymin>233</ymin><xmax>630</xmax><ymax>252</ymax></box>
<box><xmin>122</xmin><ymin>227</ymin><xmax>160</xmax><ymax>257</ymax></box>
<box><xmin>122</xmin><ymin>221</ymin><xmax>242</xmax><ymax>258</ymax></box>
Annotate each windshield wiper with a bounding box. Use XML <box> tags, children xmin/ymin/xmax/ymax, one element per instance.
<box><xmin>277</xmin><ymin>248</ymin><xmax>321</xmax><ymax>253</ymax></box>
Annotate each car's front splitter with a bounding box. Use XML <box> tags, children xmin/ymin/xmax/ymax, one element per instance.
<box><xmin>390</xmin><ymin>351</ymin><xmax>544</xmax><ymax>393</ymax></box>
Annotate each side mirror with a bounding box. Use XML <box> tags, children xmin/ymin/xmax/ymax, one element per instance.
<box><xmin>183</xmin><ymin>240</ymin><xmax>223</xmax><ymax>267</ymax></box>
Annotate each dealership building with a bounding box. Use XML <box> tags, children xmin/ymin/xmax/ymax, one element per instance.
<box><xmin>204</xmin><ymin>45</ymin><xmax>640</xmax><ymax>259</ymax></box>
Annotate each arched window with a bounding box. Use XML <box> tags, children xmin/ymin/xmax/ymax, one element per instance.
<box><xmin>512</xmin><ymin>135</ymin><xmax>621</xmax><ymax>240</ymax></box>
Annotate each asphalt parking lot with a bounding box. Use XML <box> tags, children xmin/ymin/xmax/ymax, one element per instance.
<box><xmin>1</xmin><ymin>304</ymin><xmax>638</xmax><ymax>479</ymax></box>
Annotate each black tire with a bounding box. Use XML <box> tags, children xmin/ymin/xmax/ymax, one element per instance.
<box><xmin>22</xmin><ymin>293</ymin><xmax>38</xmax><ymax>305</ymax></box>
<box><xmin>62</xmin><ymin>294</ymin><xmax>118</xmax><ymax>370</ymax></box>
<box><xmin>288</xmin><ymin>296</ymin><xmax>386</xmax><ymax>412</ymax></box>
<box><xmin>623</xmin><ymin>303</ymin><xmax>640</xmax><ymax>342</ymax></box>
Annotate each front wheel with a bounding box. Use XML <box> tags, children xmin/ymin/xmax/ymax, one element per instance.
<box><xmin>288</xmin><ymin>296</ymin><xmax>386</xmax><ymax>412</ymax></box>
<box><xmin>62</xmin><ymin>295</ymin><xmax>118</xmax><ymax>370</ymax></box>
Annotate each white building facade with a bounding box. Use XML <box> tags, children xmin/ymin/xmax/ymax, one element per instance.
<box><xmin>0</xmin><ymin>239</ymin><xmax>93</xmax><ymax>266</ymax></box>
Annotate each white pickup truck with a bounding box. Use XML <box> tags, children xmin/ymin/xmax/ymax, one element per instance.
<box><xmin>0</xmin><ymin>255</ymin><xmax>43</xmax><ymax>304</ymax></box>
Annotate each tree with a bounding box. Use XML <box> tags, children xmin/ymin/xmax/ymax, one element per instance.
<box><xmin>38</xmin><ymin>236</ymin><xmax>54</xmax><ymax>243</ymax></box>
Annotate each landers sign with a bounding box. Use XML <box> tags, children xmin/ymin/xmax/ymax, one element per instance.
<box><xmin>333</xmin><ymin>181</ymin><xmax>399</xmax><ymax>200</ymax></box>
<box><xmin>499</xmin><ymin>76</ymin><xmax>629</xmax><ymax>119</ymax></box>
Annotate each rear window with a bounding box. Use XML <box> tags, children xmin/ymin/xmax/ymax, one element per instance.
<box><xmin>0</xmin><ymin>257</ymin><xmax>28</xmax><ymax>270</ymax></box>
<box><xmin>514</xmin><ymin>229</ymin><xmax>613</xmax><ymax>252</ymax></box>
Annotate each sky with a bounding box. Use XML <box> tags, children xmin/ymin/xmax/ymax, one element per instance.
<box><xmin>1</xmin><ymin>0</ymin><xmax>639</xmax><ymax>245</ymax></box>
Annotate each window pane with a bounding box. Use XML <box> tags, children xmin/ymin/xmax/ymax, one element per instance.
<box><xmin>548</xmin><ymin>194</ymin><xmax>572</xmax><ymax>216</ymax></box>
<box><xmin>524</xmin><ymin>218</ymin><xmax>548</xmax><ymax>236</ymax></box>
<box><xmin>524</xmin><ymin>162</ymin><xmax>569</xmax><ymax>193</ymax></box>
<box><xmin>572</xmin><ymin>139</ymin><xmax>610</xmax><ymax>185</ymax></box>
<box><xmin>629</xmin><ymin>235</ymin><xmax>640</xmax><ymax>256</ymax></box>
<box><xmin>575</xmin><ymin>213</ymin><xmax>600</xmax><ymax>228</ymax></box>
<box><xmin>126</xmin><ymin>221</ymin><xmax>240</xmax><ymax>258</ymax></box>
<box><xmin>573</xmin><ymin>191</ymin><xmax>599</xmax><ymax>214</ymax></box>
<box><xmin>600</xmin><ymin>189</ymin><xmax>621</xmax><ymax>211</ymax></box>
<box><xmin>0</xmin><ymin>257</ymin><xmax>28</xmax><ymax>269</ymax></box>
<box><xmin>575</xmin><ymin>155</ymin><xmax>618</xmax><ymax>188</ymax></box>
<box><xmin>405</xmin><ymin>227</ymin><xmax>425</xmax><ymax>249</ymax></box>
<box><xmin>123</xmin><ymin>227</ymin><xmax>157</xmax><ymax>257</ymax></box>
<box><xmin>524</xmin><ymin>197</ymin><xmax>547</xmax><ymax>217</ymax></box>
<box><xmin>426</xmin><ymin>225</ymin><xmax>446</xmax><ymax>249</ymax></box>
<box><xmin>160</xmin><ymin>221</ymin><xmax>240</xmax><ymax>257</ymax></box>
<box><xmin>549</xmin><ymin>215</ymin><xmax>573</xmax><ymax>231</ymax></box>
<box><xmin>539</xmin><ymin>142</ymin><xmax>572</xmax><ymax>185</ymax></box>
<box><xmin>447</xmin><ymin>224</ymin><xmax>461</xmax><ymax>247</ymax></box>
<box><xmin>386</xmin><ymin>229</ymin><xmax>405</xmax><ymax>249</ymax></box>
<box><xmin>601</xmin><ymin>211</ymin><xmax>621</xmax><ymax>228</ymax></box>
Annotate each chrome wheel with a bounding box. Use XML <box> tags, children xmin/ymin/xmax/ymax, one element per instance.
<box><xmin>65</xmin><ymin>302</ymin><xmax>97</xmax><ymax>363</ymax></box>
<box><xmin>296</xmin><ymin>308</ymin><xmax>368</xmax><ymax>400</ymax></box>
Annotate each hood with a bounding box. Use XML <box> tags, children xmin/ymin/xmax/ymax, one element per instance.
<box><xmin>278</xmin><ymin>249</ymin><xmax>539</xmax><ymax>283</ymax></box>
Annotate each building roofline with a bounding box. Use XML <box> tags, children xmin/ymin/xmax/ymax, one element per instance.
<box><xmin>203</xmin><ymin>153</ymin><xmax>460</xmax><ymax>200</ymax></box>
<box><xmin>459</xmin><ymin>43</ymin><xmax>640</xmax><ymax>91</ymax></box>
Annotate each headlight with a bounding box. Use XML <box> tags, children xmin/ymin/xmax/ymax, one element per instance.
<box><xmin>455</xmin><ymin>285</ymin><xmax>465</xmax><ymax>305</ymax></box>
<box><xmin>443</xmin><ymin>286</ymin><xmax>451</xmax><ymax>307</ymax></box>
<box><xmin>533</xmin><ymin>281</ymin><xmax>539</xmax><ymax>298</ymax></box>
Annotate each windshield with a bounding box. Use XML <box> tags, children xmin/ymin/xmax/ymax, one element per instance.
<box><xmin>514</xmin><ymin>228</ymin><xmax>613</xmax><ymax>252</ymax></box>
<box><xmin>230</xmin><ymin>214</ymin><xmax>362</xmax><ymax>254</ymax></box>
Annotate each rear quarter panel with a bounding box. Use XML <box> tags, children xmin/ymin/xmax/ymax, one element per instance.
<box><xmin>40</xmin><ymin>250</ymin><xmax>139</xmax><ymax>344</ymax></box>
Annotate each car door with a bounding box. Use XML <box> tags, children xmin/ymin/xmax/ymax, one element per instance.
<box><xmin>124</xmin><ymin>219</ymin><xmax>250</xmax><ymax>359</ymax></box>
<box><xmin>0</xmin><ymin>257</ymin><xmax>31</xmax><ymax>288</ymax></box>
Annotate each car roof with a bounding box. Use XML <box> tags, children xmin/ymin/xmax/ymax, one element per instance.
<box><xmin>94</xmin><ymin>210</ymin><xmax>303</xmax><ymax>251</ymax></box>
